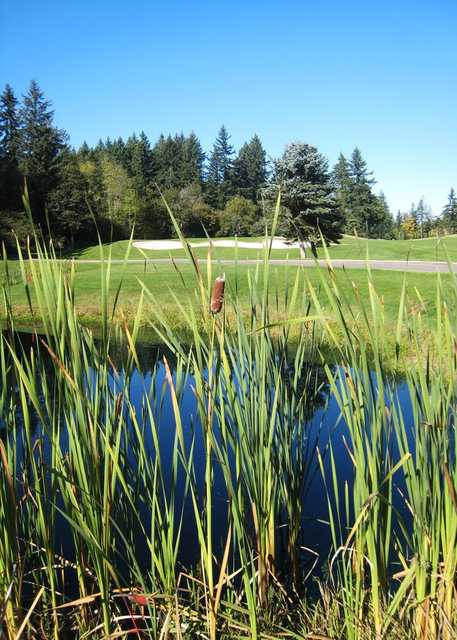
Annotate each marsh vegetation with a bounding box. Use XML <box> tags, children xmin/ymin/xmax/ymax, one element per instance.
<box><xmin>2</xmin><ymin>201</ymin><xmax>457</xmax><ymax>639</ymax></box>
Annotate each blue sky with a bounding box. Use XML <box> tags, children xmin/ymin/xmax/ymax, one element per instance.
<box><xmin>1</xmin><ymin>0</ymin><xmax>456</xmax><ymax>213</ymax></box>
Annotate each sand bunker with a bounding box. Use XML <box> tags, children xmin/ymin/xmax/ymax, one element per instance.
<box><xmin>132</xmin><ymin>238</ymin><xmax>305</xmax><ymax>251</ymax></box>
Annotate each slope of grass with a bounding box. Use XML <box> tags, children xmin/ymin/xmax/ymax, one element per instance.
<box><xmin>72</xmin><ymin>234</ymin><xmax>457</xmax><ymax>262</ymax></box>
<box><xmin>3</xmin><ymin>259</ymin><xmax>455</xmax><ymax>337</ymax></box>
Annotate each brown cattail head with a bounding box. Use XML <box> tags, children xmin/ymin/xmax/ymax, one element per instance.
<box><xmin>210</xmin><ymin>275</ymin><xmax>225</xmax><ymax>314</ymax></box>
<box><xmin>128</xmin><ymin>593</ymin><xmax>149</xmax><ymax>607</ymax></box>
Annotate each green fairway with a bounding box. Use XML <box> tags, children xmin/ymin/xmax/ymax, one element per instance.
<box><xmin>3</xmin><ymin>259</ymin><xmax>455</xmax><ymax>332</ymax></box>
<box><xmin>73</xmin><ymin>234</ymin><xmax>457</xmax><ymax>262</ymax></box>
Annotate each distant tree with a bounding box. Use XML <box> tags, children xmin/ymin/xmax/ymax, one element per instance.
<box><xmin>412</xmin><ymin>197</ymin><xmax>432</xmax><ymax>238</ymax></box>
<box><xmin>152</xmin><ymin>134</ymin><xmax>183</xmax><ymax>189</ymax></box>
<box><xmin>47</xmin><ymin>150</ymin><xmax>93</xmax><ymax>248</ymax></box>
<box><xmin>106</xmin><ymin>136</ymin><xmax>128</xmax><ymax>167</ymax></box>
<box><xmin>19</xmin><ymin>80</ymin><xmax>68</xmax><ymax>219</ymax></box>
<box><xmin>182</xmin><ymin>132</ymin><xmax>205</xmax><ymax>184</ymax></box>
<box><xmin>442</xmin><ymin>188</ymin><xmax>457</xmax><ymax>233</ymax></box>
<box><xmin>232</xmin><ymin>134</ymin><xmax>268</xmax><ymax>202</ymax></box>
<box><xmin>100</xmin><ymin>156</ymin><xmax>140</xmax><ymax>231</ymax></box>
<box><xmin>332</xmin><ymin>153</ymin><xmax>352</xmax><ymax>228</ymax></box>
<box><xmin>0</xmin><ymin>84</ymin><xmax>22</xmax><ymax>212</ymax></box>
<box><xmin>125</xmin><ymin>131</ymin><xmax>154</xmax><ymax>197</ymax></box>
<box><xmin>205</xmin><ymin>125</ymin><xmax>234</xmax><ymax>209</ymax></box>
<box><xmin>0</xmin><ymin>84</ymin><xmax>21</xmax><ymax>162</ymax></box>
<box><xmin>78</xmin><ymin>141</ymin><xmax>92</xmax><ymax>160</ymax></box>
<box><xmin>135</xmin><ymin>195</ymin><xmax>172</xmax><ymax>239</ymax></box>
<box><xmin>79</xmin><ymin>156</ymin><xmax>107</xmax><ymax>219</ymax></box>
<box><xmin>371</xmin><ymin>191</ymin><xmax>394</xmax><ymax>239</ymax></box>
<box><xmin>395</xmin><ymin>210</ymin><xmax>403</xmax><ymax>237</ymax></box>
<box><xmin>167</xmin><ymin>183</ymin><xmax>219</xmax><ymax>236</ymax></box>
<box><xmin>400</xmin><ymin>215</ymin><xmax>417</xmax><ymax>239</ymax></box>
<box><xmin>346</xmin><ymin>147</ymin><xmax>380</xmax><ymax>237</ymax></box>
<box><xmin>269</xmin><ymin>142</ymin><xmax>344</xmax><ymax>255</ymax></box>
<box><xmin>219</xmin><ymin>196</ymin><xmax>259</xmax><ymax>236</ymax></box>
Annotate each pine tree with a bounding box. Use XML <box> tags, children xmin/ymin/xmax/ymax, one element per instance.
<box><xmin>270</xmin><ymin>142</ymin><xmax>344</xmax><ymax>255</ymax></box>
<box><xmin>205</xmin><ymin>125</ymin><xmax>234</xmax><ymax>209</ymax></box>
<box><xmin>332</xmin><ymin>153</ymin><xmax>351</xmax><ymax>228</ymax></box>
<box><xmin>182</xmin><ymin>132</ymin><xmax>205</xmax><ymax>184</ymax></box>
<box><xmin>0</xmin><ymin>84</ymin><xmax>21</xmax><ymax>162</ymax></box>
<box><xmin>232</xmin><ymin>134</ymin><xmax>267</xmax><ymax>202</ymax></box>
<box><xmin>414</xmin><ymin>197</ymin><xmax>432</xmax><ymax>238</ymax></box>
<box><xmin>442</xmin><ymin>188</ymin><xmax>457</xmax><ymax>233</ymax></box>
<box><xmin>0</xmin><ymin>84</ymin><xmax>22</xmax><ymax>212</ymax></box>
<box><xmin>125</xmin><ymin>131</ymin><xmax>153</xmax><ymax>197</ymax></box>
<box><xmin>346</xmin><ymin>147</ymin><xmax>381</xmax><ymax>237</ymax></box>
<box><xmin>151</xmin><ymin>134</ymin><xmax>187</xmax><ymax>189</ymax></box>
<box><xmin>372</xmin><ymin>191</ymin><xmax>394</xmax><ymax>238</ymax></box>
<box><xmin>19</xmin><ymin>80</ymin><xmax>68</xmax><ymax>217</ymax></box>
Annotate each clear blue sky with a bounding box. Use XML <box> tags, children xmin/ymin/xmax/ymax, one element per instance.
<box><xmin>1</xmin><ymin>0</ymin><xmax>456</xmax><ymax>213</ymax></box>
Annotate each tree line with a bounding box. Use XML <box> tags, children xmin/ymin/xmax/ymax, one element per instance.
<box><xmin>1</xmin><ymin>80</ymin><xmax>456</xmax><ymax>251</ymax></box>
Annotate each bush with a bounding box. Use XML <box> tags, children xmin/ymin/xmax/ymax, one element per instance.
<box><xmin>219</xmin><ymin>196</ymin><xmax>259</xmax><ymax>236</ymax></box>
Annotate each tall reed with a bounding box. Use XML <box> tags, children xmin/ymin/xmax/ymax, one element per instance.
<box><xmin>2</xmin><ymin>193</ymin><xmax>457</xmax><ymax>639</ymax></box>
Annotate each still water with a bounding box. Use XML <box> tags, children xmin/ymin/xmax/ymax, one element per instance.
<box><xmin>0</xmin><ymin>330</ymin><xmax>416</xmax><ymax>577</ymax></box>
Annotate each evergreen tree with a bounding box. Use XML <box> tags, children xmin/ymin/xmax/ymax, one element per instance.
<box><xmin>47</xmin><ymin>150</ymin><xmax>93</xmax><ymax>248</ymax></box>
<box><xmin>106</xmin><ymin>136</ymin><xmax>128</xmax><ymax>167</ymax></box>
<box><xmin>270</xmin><ymin>142</ymin><xmax>344</xmax><ymax>255</ymax></box>
<box><xmin>19</xmin><ymin>80</ymin><xmax>68</xmax><ymax>218</ymax></box>
<box><xmin>78</xmin><ymin>141</ymin><xmax>93</xmax><ymax>161</ymax></box>
<box><xmin>0</xmin><ymin>84</ymin><xmax>22</xmax><ymax>212</ymax></box>
<box><xmin>414</xmin><ymin>197</ymin><xmax>432</xmax><ymax>238</ymax></box>
<box><xmin>232</xmin><ymin>134</ymin><xmax>267</xmax><ymax>202</ymax></box>
<box><xmin>442</xmin><ymin>188</ymin><xmax>457</xmax><ymax>233</ymax></box>
<box><xmin>0</xmin><ymin>84</ymin><xmax>21</xmax><ymax>162</ymax></box>
<box><xmin>372</xmin><ymin>191</ymin><xmax>394</xmax><ymax>239</ymax></box>
<box><xmin>205</xmin><ymin>125</ymin><xmax>234</xmax><ymax>209</ymax></box>
<box><xmin>346</xmin><ymin>147</ymin><xmax>379</xmax><ymax>236</ymax></box>
<box><xmin>125</xmin><ymin>131</ymin><xmax>153</xmax><ymax>197</ymax></box>
<box><xmin>182</xmin><ymin>132</ymin><xmax>205</xmax><ymax>184</ymax></box>
<box><xmin>332</xmin><ymin>153</ymin><xmax>352</xmax><ymax>228</ymax></box>
<box><xmin>151</xmin><ymin>134</ymin><xmax>186</xmax><ymax>189</ymax></box>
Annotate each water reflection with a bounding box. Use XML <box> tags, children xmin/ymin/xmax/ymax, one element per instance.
<box><xmin>0</xmin><ymin>329</ymin><xmax>417</xmax><ymax>575</ymax></box>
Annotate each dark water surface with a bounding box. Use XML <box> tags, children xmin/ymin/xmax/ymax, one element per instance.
<box><xmin>0</xmin><ymin>330</ymin><xmax>416</xmax><ymax>579</ymax></box>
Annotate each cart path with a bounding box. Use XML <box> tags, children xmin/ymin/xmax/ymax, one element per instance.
<box><xmin>63</xmin><ymin>258</ymin><xmax>457</xmax><ymax>273</ymax></box>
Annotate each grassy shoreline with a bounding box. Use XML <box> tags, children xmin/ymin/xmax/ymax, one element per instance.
<box><xmin>2</xmin><ymin>260</ymin><xmax>453</xmax><ymax>376</ymax></box>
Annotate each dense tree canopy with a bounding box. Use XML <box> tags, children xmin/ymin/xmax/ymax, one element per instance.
<box><xmin>0</xmin><ymin>80</ymin><xmax>453</xmax><ymax>250</ymax></box>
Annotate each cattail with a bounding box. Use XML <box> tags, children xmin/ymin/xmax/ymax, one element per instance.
<box><xmin>128</xmin><ymin>592</ymin><xmax>149</xmax><ymax>607</ymax></box>
<box><xmin>210</xmin><ymin>274</ymin><xmax>225</xmax><ymax>314</ymax></box>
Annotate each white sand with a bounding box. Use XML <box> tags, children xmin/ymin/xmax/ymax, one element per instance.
<box><xmin>132</xmin><ymin>238</ymin><xmax>306</xmax><ymax>251</ymax></box>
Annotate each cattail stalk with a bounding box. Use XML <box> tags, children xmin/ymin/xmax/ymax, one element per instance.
<box><xmin>210</xmin><ymin>275</ymin><xmax>225</xmax><ymax>314</ymax></box>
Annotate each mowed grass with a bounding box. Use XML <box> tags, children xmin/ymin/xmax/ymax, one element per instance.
<box><xmin>73</xmin><ymin>233</ymin><xmax>457</xmax><ymax>262</ymax></box>
<box><xmin>3</xmin><ymin>259</ymin><xmax>456</xmax><ymax>332</ymax></box>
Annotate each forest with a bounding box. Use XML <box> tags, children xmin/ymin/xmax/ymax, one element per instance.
<box><xmin>1</xmin><ymin>80</ymin><xmax>457</xmax><ymax>250</ymax></box>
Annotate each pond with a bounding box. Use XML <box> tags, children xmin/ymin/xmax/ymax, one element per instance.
<box><xmin>0</xmin><ymin>329</ymin><xmax>417</xmax><ymax>583</ymax></box>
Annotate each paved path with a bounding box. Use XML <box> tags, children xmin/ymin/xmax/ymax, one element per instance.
<box><xmin>70</xmin><ymin>258</ymin><xmax>457</xmax><ymax>273</ymax></box>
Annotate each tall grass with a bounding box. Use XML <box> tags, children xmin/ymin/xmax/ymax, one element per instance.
<box><xmin>1</xmin><ymin>196</ymin><xmax>457</xmax><ymax>638</ymax></box>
